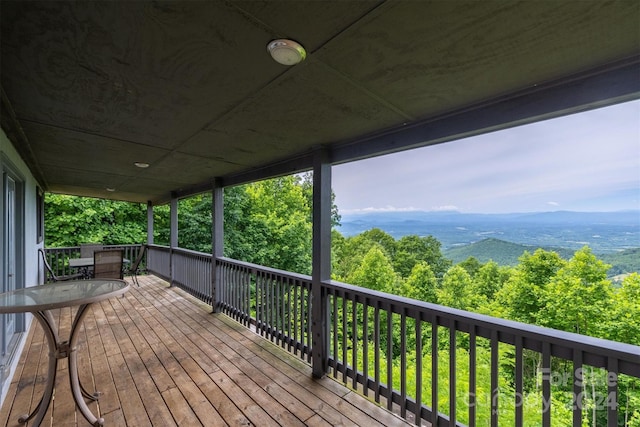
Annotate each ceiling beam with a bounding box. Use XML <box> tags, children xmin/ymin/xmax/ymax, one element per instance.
<box><xmin>154</xmin><ymin>56</ymin><xmax>640</xmax><ymax>205</ymax></box>
<box><xmin>332</xmin><ymin>55</ymin><xmax>640</xmax><ymax>165</ymax></box>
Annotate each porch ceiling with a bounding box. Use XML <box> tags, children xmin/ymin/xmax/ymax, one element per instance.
<box><xmin>1</xmin><ymin>1</ymin><xmax>639</xmax><ymax>204</ymax></box>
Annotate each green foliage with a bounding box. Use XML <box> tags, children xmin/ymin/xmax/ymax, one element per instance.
<box><xmin>539</xmin><ymin>247</ymin><xmax>613</xmax><ymax>336</ymax></box>
<box><xmin>347</xmin><ymin>246</ymin><xmax>399</xmax><ymax>294</ymax></box>
<box><xmin>444</xmin><ymin>238</ymin><xmax>575</xmax><ymax>266</ymax></box>
<box><xmin>473</xmin><ymin>260</ymin><xmax>511</xmax><ymax>301</ymax></box>
<box><xmin>601</xmin><ymin>248</ymin><xmax>640</xmax><ymax>276</ymax></box>
<box><xmin>606</xmin><ymin>273</ymin><xmax>640</xmax><ymax>345</ymax></box>
<box><xmin>179</xmin><ymin>194</ymin><xmax>213</xmax><ymax>253</ymax></box>
<box><xmin>394</xmin><ymin>234</ymin><xmax>451</xmax><ymax>278</ymax></box>
<box><xmin>333</xmin><ymin>228</ymin><xmax>395</xmax><ymax>281</ymax></box>
<box><xmin>495</xmin><ymin>249</ymin><xmax>566</xmax><ymax>324</ymax></box>
<box><xmin>399</xmin><ymin>262</ymin><xmax>438</xmax><ymax>303</ymax></box>
<box><xmin>224</xmin><ymin>176</ymin><xmax>313</xmax><ymax>274</ymax></box>
<box><xmin>437</xmin><ymin>265</ymin><xmax>474</xmax><ymax>310</ymax></box>
<box><xmin>44</xmin><ymin>194</ymin><xmax>147</xmax><ymax>246</ymax></box>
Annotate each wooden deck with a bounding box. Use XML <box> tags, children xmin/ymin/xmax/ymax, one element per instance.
<box><xmin>0</xmin><ymin>275</ymin><xmax>412</xmax><ymax>426</ymax></box>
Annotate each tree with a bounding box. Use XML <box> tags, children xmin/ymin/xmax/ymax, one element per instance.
<box><xmin>473</xmin><ymin>260</ymin><xmax>511</xmax><ymax>301</ymax></box>
<box><xmin>399</xmin><ymin>261</ymin><xmax>438</xmax><ymax>303</ymax></box>
<box><xmin>347</xmin><ymin>246</ymin><xmax>399</xmax><ymax>294</ymax></box>
<box><xmin>458</xmin><ymin>256</ymin><xmax>482</xmax><ymax>278</ymax></box>
<box><xmin>607</xmin><ymin>273</ymin><xmax>640</xmax><ymax>345</ymax></box>
<box><xmin>178</xmin><ymin>194</ymin><xmax>213</xmax><ymax>253</ymax></box>
<box><xmin>44</xmin><ymin>194</ymin><xmax>146</xmax><ymax>246</ymax></box>
<box><xmin>333</xmin><ymin>228</ymin><xmax>395</xmax><ymax>281</ymax></box>
<box><xmin>224</xmin><ymin>176</ymin><xmax>313</xmax><ymax>274</ymax></box>
<box><xmin>495</xmin><ymin>249</ymin><xmax>565</xmax><ymax>324</ymax></box>
<box><xmin>437</xmin><ymin>265</ymin><xmax>474</xmax><ymax>311</ymax></box>
<box><xmin>539</xmin><ymin>247</ymin><xmax>613</xmax><ymax>337</ymax></box>
<box><xmin>394</xmin><ymin>235</ymin><xmax>451</xmax><ymax>278</ymax></box>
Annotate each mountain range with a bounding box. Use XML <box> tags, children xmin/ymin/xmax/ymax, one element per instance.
<box><xmin>337</xmin><ymin>210</ymin><xmax>640</xmax><ymax>253</ymax></box>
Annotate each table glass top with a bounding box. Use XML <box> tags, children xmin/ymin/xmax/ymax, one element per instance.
<box><xmin>0</xmin><ymin>279</ymin><xmax>129</xmax><ymax>313</ymax></box>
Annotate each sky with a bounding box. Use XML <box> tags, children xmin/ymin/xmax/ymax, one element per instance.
<box><xmin>332</xmin><ymin>100</ymin><xmax>640</xmax><ymax>214</ymax></box>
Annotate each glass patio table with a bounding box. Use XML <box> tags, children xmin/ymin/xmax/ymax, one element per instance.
<box><xmin>0</xmin><ymin>279</ymin><xmax>129</xmax><ymax>426</ymax></box>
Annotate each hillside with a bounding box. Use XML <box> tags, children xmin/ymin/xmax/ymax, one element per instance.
<box><xmin>443</xmin><ymin>238</ymin><xmax>640</xmax><ymax>276</ymax></box>
<box><xmin>443</xmin><ymin>238</ymin><xmax>574</xmax><ymax>265</ymax></box>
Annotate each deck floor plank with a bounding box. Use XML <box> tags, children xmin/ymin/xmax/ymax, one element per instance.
<box><xmin>0</xmin><ymin>275</ymin><xmax>413</xmax><ymax>426</ymax></box>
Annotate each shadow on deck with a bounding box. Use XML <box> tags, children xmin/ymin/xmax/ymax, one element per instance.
<box><xmin>0</xmin><ymin>275</ymin><xmax>412</xmax><ymax>426</ymax></box>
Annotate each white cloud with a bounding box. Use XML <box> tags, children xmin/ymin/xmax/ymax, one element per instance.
<box><xmin>342</xmin><ymin>205</ymin><xmax>420</xmax><ymax>214</ymax></box>
<box><xmin>431</xmin><ymin>205</ymin><xmax>459</xmax><ymax>211</ymax></box>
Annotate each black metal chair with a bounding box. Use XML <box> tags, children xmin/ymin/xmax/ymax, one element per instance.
<box><xmin>39</xmin><ymin>249</ymin><xmax>84</xmax><ymax>283</ymax></box>
<box><xmin>93</xmin><ymin>249</ymin><xmax>124</xmax><ymax>279</ymax></box>
<box><xmin>126</xmin><ymin>244</ymin><xmax>146</xmax><ymax>286</ymax></box>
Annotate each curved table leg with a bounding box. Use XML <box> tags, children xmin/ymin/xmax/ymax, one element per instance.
<box><xmin>68</xmin><ymin>304</ymin><xmax>104</xmax><ymax>426</ymax></box>
<box><xmin>17</xmin><ymin>306</ymin><xmax>104</xmax><ymax>427</ymax></box>
<box><xmin>17</xmin><ymin>311</ymin><xmax>58</xmax><ymax>425</ymax></box>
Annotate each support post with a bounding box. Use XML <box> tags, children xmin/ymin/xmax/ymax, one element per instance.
<box><xmin>169</xmin><ymin>194</ymin><xmax>178</xmax><ymax>287</ymax></box>
<box><xmin>146</xmin><ymin>201</ymin><xmax>154</xmax><ymax>245</ymax></box>
<box><xmin>311</xmin><ymin>148</ymin><xmax>331</xmax><ymax>378</ymax></box>
<box><xmin>211</xmin><ymin>179</ymin><xmax>224</xmax><ymax>313</ymax></box>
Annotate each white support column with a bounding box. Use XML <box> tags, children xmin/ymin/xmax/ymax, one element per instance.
<box><xmin>169</xmin><ymin>194</ymin><xmax>178</xmax><ymax>287</ymax></box>
<box><xmin>146</xmin><ymin>201</ymin><xmax>154</xmax><ymax>244</ymax></box>
<box><xmin>311</xmin><ymin>148</ymin><xmax>332</xmax><ymax>378</ymax></box>
<box><xmin>211</xmin><ymin>179</ymin><xmax>224</xmax><ymax>313</ymax></box>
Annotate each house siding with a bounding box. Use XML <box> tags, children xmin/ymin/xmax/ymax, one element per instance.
<box><xmin>0</xmin><ymin>127</ymin><xmax>41</xmax><ymax>405</ymax></box>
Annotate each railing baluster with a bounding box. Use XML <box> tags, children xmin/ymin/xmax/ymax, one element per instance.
<box><xmin>415</xmin><ymin>317</ymin><xmax>422</xmax><ymax>426</ymax></box>
<box><xmin>363</xmin><ymin>300</ymin><xmax>369</xmax><ymax>398</ymax></box>
<box><xmin>432</xmin><ymin>318</ymin><xmax>438</xmax><ymax>426</ymax></box>
<box><xmin>491</xmin><ymin>329</ymin><xmax>499</xmax><ymax>427</ymax></box>
<box><xmin>450</xmin><ymin>320</ymin><xmax>456</xmax><ymax>425</ymax></box>
<box><xmin>342</xmin><ymin>295</ymin><xmax>348</xmax><ymax>383</ymax></box>
<box><xmin>374</xmin><ymin>303</ymin><xmax>381</xmax><ymax>403</ymax></box>
<box><xmin>573</xmin><ymin>350</ymin><xmax>583</xmax><ymax>427</ymax></box>
<box><xmin>400</xmin><ymin>309</ymin><xmax>407</xmax><ymax>418</ymax></box>
<box><xmin>352</xmin><ymin>293</ymin><xmax>358</xmax><ymax>390</ymax></box>
<box><xmin>542</xmin><ymin>341</ymin><xmax>551</xmax><ymax>427</ymax></box>
<box><xmin>386</xmin><ymin>305</ymin><xmax>393</xmax><ymax>411</ymax></box>
<box><xmin>332</xmin><ymin>292</ymin><xmax>338</xmax><ymax>378</ymax></box>
<box><xmin>607</xmin><ymin>358</ymin><xmax>618</xmax><ymax>427</ymax></box>
<box><xmin>469</xmin><ymin>325</ymin><xmax>476</xmax><ymax>427</ymax></box>
<box><xmin>515</xmin><ymin>335</ymin><xmax>523</xmax><ymax>427</ymax></box>
<box><xmin>293</xmin><ymin>281</ymin><xmax>299</xmax><ymax>354</ymax></box>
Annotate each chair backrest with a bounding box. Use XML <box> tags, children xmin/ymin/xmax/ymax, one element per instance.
<box><xmin>80</xmin><ymin>243</ymin><xmax>103</xmax><ymax>258</ymax></box>
<box><xmin>39</xmin><ymin>248</ymin><xmax>58</xmax><ymax>282</ymax></box>
<box><xmin>93</xmin><ymin>249</ymin><xmax>124</xmax><ymax>279</ymax></box>
<box><xmin>130</xmin><ymin>244</ymin><xmax>147</xmax><ymax>271</ymax></box>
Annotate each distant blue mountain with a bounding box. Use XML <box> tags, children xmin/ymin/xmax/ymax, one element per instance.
<box><xmin>336</xmin><ymin>210</ymin><xmax>640</xmax><ymax>252</ymax></box>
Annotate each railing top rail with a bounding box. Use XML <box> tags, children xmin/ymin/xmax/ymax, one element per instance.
<box><xmin>217</xmin><ymin>256</ymin><xmax>312</xmax><ymax>282</ymax></box>
<box><xmin>147</xmin><ymin>244</ymin><xmax>170</xmax><ymax>251</ymax></box>
<box><xmin>172</xmin><ymin>247</ymin><xmax>213</xmax><ymax>258</ymax></box>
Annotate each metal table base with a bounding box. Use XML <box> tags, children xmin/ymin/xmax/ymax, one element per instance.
<box><xmin>18</xmin><ymin>305</ymin><xmax>104</xmax><ymax>426</ymax></box>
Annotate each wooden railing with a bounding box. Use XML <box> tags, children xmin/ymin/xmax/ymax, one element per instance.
<box><xmin>91</xmin><ymin>246</ymin><xmax>640</xmax><ymax>426</ymax></box>
<box><xmin>44</xmin><ymin>244</ymin><xmax>146</xmax><ymax>281</ymax></box>
<box><xmin>172</xmin><ymin>247</ymin><xmax>212</xmax><ymax>305</ymax></box>
<box><xmin>147</xmin><ymin>244</ymin><xmax>170</xmax><ymax>281</ymax></box>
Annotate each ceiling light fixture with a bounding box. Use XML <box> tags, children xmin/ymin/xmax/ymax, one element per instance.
<box><xmin>106</xmin><ymin>188</ymin><xmax>116</xmax><ymax>192</ymax></box>
<box><xmin>267</xmin><ymin>39</ymin><xmax>306</xmax><ymax>66</ymax></box>
<box><xmin>134</xmin><ymin>162</ymin><xmax>150</xmax><ymax>168</ymax></box>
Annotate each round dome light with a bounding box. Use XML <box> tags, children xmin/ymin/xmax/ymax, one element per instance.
<box><xmin>267</xmin><ymin>39</ymin><xmax>306</xmax><ymax>66</ymax></box>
